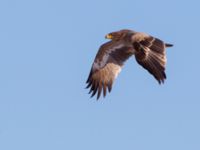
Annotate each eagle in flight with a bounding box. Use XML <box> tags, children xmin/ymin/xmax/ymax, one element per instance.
<box><xmin>86</xmin><ymin>29</ymin><xmax>173</xmax><ymax>99</ymax></box>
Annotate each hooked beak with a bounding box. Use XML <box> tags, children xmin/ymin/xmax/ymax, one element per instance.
<box><xmin>105</xmin><ymin>34</ymin><xmax>113</xmax><ymax>39</ymax></box>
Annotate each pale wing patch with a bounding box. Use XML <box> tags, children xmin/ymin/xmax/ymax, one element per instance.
<box><xmin>93</xmin><ymin>53</ymin><xmax>109</xmax><ymax>69</ymax></box>
<box><xmin>92</xmin><ymin>43</ymin><xmax>124</xmax><ymax>70</ymax></box>
<box><xmin>105</xmin><ymin>63</ymin><xmax>122</xmax><ymax>79</ymax></box>
<box><xmin>92</xmin><ymin>63</ymin><xmax>122</xmax><ymax>83</ymax></box>
<box><xmin>139</xmin><ymin>45</ymin><xmax>166</xmax><ymax>64</ymax></box>
<box><xmin>131</xmin><ymin>32</ymin><xmax>149</xmax><ymax>42</ymax></box>
<box><xmin>87</xmin><ymin>63</ymin><xmax>122</xmax><ymax>99</ymax></box>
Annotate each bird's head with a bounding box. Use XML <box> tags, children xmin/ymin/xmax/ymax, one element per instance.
<box><xmin>105</xmin><ymin>29</ymin><xmax>133</xmax><ymax>41</ymax></box>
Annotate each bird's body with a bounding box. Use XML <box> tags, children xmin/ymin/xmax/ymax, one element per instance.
<box><xmin>86</xmin><ymin>29</ymin><xmax>173</xmax><ymax>99</ymax></box>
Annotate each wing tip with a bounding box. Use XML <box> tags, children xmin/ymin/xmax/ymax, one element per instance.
<box><xmin>157</xmin><ymin>73</ymin><xmax>167</xmax><ymax>85</ymax></box>
<box><xmin>86</xmin><ymin>79</ymin><xmax>114</xmax><ymax>100</ymax></box>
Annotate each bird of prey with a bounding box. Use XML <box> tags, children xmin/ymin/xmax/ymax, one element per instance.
<box><xmin>86</xmin><ymin>29</ymin><xmax>173</xmax><ymax>99</ymax></box>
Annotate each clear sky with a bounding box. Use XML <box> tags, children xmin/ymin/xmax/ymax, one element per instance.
<box><xmin>0</xmin><ymin>0</ymin><xmax>200</xmax><ymax>150</ymax></box>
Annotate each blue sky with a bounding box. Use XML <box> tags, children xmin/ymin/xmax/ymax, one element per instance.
<box><xmin>0</xmin><ymin>0</ymin><xmax>200</xmax><ymax>150</ymax></box>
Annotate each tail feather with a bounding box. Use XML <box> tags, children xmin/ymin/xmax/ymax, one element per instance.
<box><xmin>165</xmin><ymin>43</ymin><xmax>173</xmax><ymax>47</ymax></box>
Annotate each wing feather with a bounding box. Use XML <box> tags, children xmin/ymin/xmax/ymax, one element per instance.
<box><xmin>132</xmin><ymin>34</ymin><xmax>172</xmax><ymax>84</ymax></box>
<box><xmin>86</xmin><ymin>41</ymin><xmax>133</xmax><ymax>99</ymax></box>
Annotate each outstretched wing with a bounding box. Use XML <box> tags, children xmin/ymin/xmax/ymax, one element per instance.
<box><xmin>86</xmin><ymin>40</ymin><xmax>133</xmax><ymax>99</ymax></box>
<box><xmin>132</xmin><ymin>33</ymin><xmax>173</xmax><ymax>84</ymax></box>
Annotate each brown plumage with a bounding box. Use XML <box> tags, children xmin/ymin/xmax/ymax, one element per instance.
<box><xmin>86</xmin><ymin>29</ymin><xmax>173</xmax><ymax>99</ymax></box>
